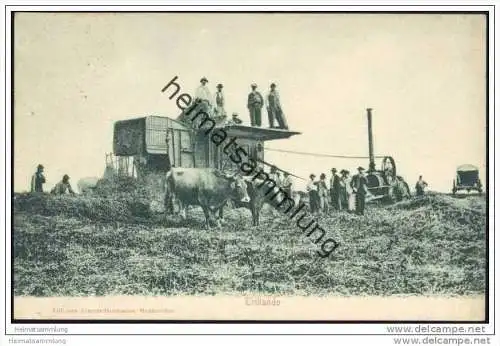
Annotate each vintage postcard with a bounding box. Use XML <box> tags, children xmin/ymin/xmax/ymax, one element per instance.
<box><xmin>9</xmin><ymin>10</ymin><xmax>490</xmax><ymax>324</ymax></box>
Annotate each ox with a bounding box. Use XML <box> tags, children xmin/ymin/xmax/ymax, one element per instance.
<box><xmin>77</xmin><ymin>177</ymin><xmax>100</xmax><ymax>194</ymax></box>
<box><xmin>165</xmin><ymin>168</ymin><xmax>250</xmax><ymax>229</ymax></box>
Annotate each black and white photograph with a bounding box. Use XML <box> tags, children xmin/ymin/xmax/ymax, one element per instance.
<box><xmin>7</xmin><ymin>7</ymin><xmax>493</xmax><ymax>330</ymax></box>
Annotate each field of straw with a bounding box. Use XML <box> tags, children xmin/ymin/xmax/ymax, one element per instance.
<box><xmin>13</xmin><ymin>186</ymin><xmax>487</xmax><ymax>297</ymax></box>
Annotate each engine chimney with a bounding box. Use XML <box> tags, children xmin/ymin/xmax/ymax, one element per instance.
<box><xmin>367</xmin><ymin>108</ymin><xmax>376</xmax><ymax>172</ymax></box>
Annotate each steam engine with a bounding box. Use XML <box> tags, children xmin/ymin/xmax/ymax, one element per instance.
<box><xmin>364</xmin><ymin>108</ymin><xmax>411</xmax><ymax>202</ymax></box>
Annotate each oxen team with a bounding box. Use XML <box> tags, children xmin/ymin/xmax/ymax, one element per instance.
<box><xmin>164</xmin><ymin>167</ymin><xmax>302</xmax><ymax>229</ymax></box>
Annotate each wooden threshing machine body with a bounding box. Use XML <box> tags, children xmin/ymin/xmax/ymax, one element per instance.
<box><xmin>112</xmin><ymin>115</ymin><xmax>298</xmax><ymax>177</ymax></box>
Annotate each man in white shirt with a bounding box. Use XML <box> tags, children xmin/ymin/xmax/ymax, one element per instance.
<box><xmin>214</xmin><ymin>83</ymin><xmax>226</xmax><ymax>121</ymax></box>
<box><xmin>194</xmin><ymin>77</ymin><xmax>212</xmax><ymax>106</ymax></box>
<box><xmin>306</xmin><ymin>174</ymin><xmax>319</xmax><ymax>214</ymax></box>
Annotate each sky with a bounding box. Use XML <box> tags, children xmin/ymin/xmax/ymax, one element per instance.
<box><xmin>13</xmin><ymin>12</ymin><xmax>487</xmax><ymax>193</ymax></box>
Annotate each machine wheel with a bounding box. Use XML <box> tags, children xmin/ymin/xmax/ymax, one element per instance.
<box><xmin>477</xmin><ymin>180</ymin><xmax>483</xmax><ymax>194</ymax></box>
<box><xmin>381</xmin><ymin>156</ymin><xmax>397</xmax><ymax>178</ymax></box>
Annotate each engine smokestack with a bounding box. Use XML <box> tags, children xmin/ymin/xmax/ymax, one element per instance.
<box><xmin>367</xmin><ymin>108</ymin><xmax>376</xmax><ymax>172</ymax></box>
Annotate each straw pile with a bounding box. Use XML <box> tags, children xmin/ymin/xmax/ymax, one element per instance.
<box><xmin>13</xmin><ymin>191</ymin><xmax>486</xmax><ymax>296</ymax></box>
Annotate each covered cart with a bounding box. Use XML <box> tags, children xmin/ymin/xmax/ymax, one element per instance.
<box><xmin>452</xmin><ymin>164</ymin><xmax>483</xmax><ymax>195</ymax></box>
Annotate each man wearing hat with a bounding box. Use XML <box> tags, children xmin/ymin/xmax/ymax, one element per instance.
<box><xmin>306</xmin><ymin>173</ymin><xmax>319</xmax><ymax>214</ymax></box>
<box><xmin>265</xmin><ymin>83</ymin><xmax>289</xmax><ymax>129</ymax></box>
<box><xmin>350</xmin><ymin>166</ymin><xmax>369</xmax><ymax>215</ymax></box>
<box><xmin>329</xmin><ymin>168</ymin><xmax>342</xmax><ymax>211</ymax></box>
<box><xmin>51</xmin><ymin>174</ymin><xmax>76</xmax><ymax>196</ymax></box>
<box><xmin>247</xmin><ymin>83</ymin><xmax>264</xmax><ymax>127</ymax></box>
<box><xmin>339</xmin><ymin>170</ymin><xmax>349</xmax><ymax>210</ymax></box>
<box><xmin>318</xmin><ymin>173</ymin><xmax>330</xmax><ymax>213</ymax></box>
<box><xmin>30</xmin><ymin>164</ymin><xmax>46</xmax><ymax>193</ymax></box>
<box><xmin>214</xmin><ymin>83</ymin><xmax>226</xmax><ymax>121</ymax></box>
<box><xmin>194</xmin><ymin>77</ymin><xmax>212</xmax><ymax>106</ymax></box>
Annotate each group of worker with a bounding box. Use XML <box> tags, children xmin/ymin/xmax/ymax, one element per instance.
<box><xmin>267</xmin><ymin>166</ymin><xmax>294</xmax><ymax>196</ymax></box>
<box><xmin>305</xmin><ymin>166</ymin><xmax>369</xmax><ymax>216</ymax></box>
<box><xmin>29</xmin><ymin>162</ymin><xmax>429</xmax><ymax>210</ymax></box>
<box><xmin>194</xmin><ymin>77</ymin><xmax>289</xmax><ymax>129</ymax></box>
<box><xmin>30</xmin><ymin>164</ymin><xmax>76</xmax><ymax>195</ymax></box>
<box><xmin>304</xmin><ymin>169</ymin><xmax>430</xmax><ymax>216</ymax></box>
